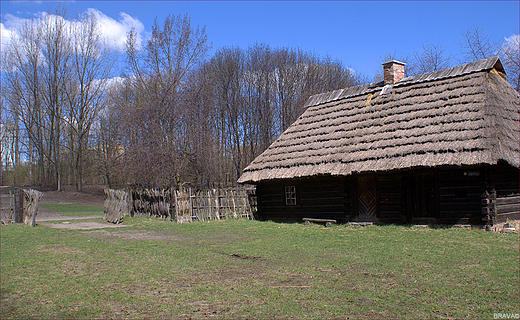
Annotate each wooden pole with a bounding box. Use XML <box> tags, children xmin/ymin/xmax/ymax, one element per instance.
<box><xmin>174</xmin><ymin>190</ymin><xmax>179</xmax><ymax>223</ymax></box>
<box><xmin>14</xmin><ymin>188</ymin><xmax>22</xmax><ymax>223</ymax></box>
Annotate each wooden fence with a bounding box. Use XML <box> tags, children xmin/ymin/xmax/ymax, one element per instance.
<box><xmin>1</xmin><ymin>188</ymin><xmax>44</xmax><ymax>227</ymax></box>
<box><xmin>104</xmin><ymin>187</ymin><xmax>255</xmax><ymax>224</ymax></box>
<box><xmin>104</xmin><ymin>188</ymin><xmax>132</xmax><ymax>223</ymax></box>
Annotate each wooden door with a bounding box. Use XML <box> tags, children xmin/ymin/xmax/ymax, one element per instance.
<box><xmin>356</xmin><ymin>174</ymin><xmax>378</xmax><ymax>221</ymax></box>
<box><xmin>413</xmin><ymin>172</ymin><xmax>437</xmax><ymax>218</ymax></box>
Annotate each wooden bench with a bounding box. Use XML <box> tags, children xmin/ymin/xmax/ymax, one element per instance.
<box><xmin>302</xmin><ymin>218</ymin><xmax>337</xmax><ymax>227</ymax></box>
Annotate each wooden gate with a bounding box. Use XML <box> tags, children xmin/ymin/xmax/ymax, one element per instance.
<box><xmin>356</xmin><ymin>174</ymin><xmax>378</xmax><ymax>221</ymax></box>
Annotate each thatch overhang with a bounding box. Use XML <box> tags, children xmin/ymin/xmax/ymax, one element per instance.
<box><xmin>238</xmin><ymin>57</ymin><xmax>520</xmax><ymax>184</ymax></box>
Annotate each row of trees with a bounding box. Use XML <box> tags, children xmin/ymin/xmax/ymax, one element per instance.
<box><xmin>2</xmin><ymin>10</ymin><xmax>114</xmax><ymax>191</ymax></box>
<box><xmin>1</xmin><ymin>12</ymin><xmax>360</xmax><ymax>190</ymax></box>
<box><xmin>99</xmin><ymin>16</ymin><xmax>360</xmax><ymax>189</ymax></box>
<box><xmin>2</xmin><ymin>10</ymin><xmax>518</xmax><ymax>190</ymax></box>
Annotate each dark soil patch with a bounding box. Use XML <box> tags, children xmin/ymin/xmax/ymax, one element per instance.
<box><xmin>228</xmin><ymin>253</ymin><xmax>265</xmax><ymax>261</ymax></box>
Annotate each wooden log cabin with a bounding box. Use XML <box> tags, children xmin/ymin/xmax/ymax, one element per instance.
<box><xmin>238</xmin><ymin>57</ymin><xmax>520</xmax><ymax>226</ymax></box>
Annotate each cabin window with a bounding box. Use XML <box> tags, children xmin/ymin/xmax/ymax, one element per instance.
<box><xmin>285</xmin><ymin>186</ymin><xmax>297</xmax><ymax>206</ymax></box>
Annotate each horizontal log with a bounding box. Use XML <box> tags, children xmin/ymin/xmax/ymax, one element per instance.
<box><xmin>496</xmin><ymin>203</ymin><xmax>520</xmax><ymax>215</ymax></box>
<box><xmin>439</xmin><ymin>204</ymin><xmax>480</xmax><ymax>212</ymax></box>
<box><xmin>299</xmin><ymin>199</ymin><xmax>345</xmax><ymax>207</ymax></box>
<box><xmin>496</xmin><ymin>196</ymin><xmax>520</xmax><ymax>206</ymax></box>
<box><xmin>379</xmin><ymin>205</ymin><xmax>402</xmax><ymax>212</ymax></box>
<box><xmin>440</xmin><ymin>193</ymin><xmax>481</xmax><ymax>199</ymax></box>
<box><xmin>300</xmin><ymin>186</ymin><xmax>343</xmax><ymax>194</ymax></box>
<box><xmin>260</xmin><ymin>212</ymin><xmax>347</xmax><ymax>221</ymax></box>
<box><xmin>379</xmin><ymin>211</ymin><xmax>402</xmax><ymax>217</ymax></box>
<box><xmin>379</xmin><ymin>193</ymin><xmax>402</xmax><ymax>199</ymax></box>
<box><xmin>439</xmin><ymin>186</ymin><xmax>481</xmax><ymax>193</ymax></box>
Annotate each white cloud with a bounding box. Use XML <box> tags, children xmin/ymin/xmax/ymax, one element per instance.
<box><xmin>3</xmin><ymin>13</ymin><xmax>26</xmax><ymax>29</ymax></box>
<box><xmin>87</xmin><ymin>8</ymin><xmax>145</xmax><ymax>51</ymax></box>
<box><xmin>1</xmin><ymin>13</ymin><xmax>26</xmax><ymax>50</ymax></box>
<box><xmin>503</xmin><ymin>34</ymin><xmax>519</xmax><ymax>49</ymax></box>
<box><xmin>1</xmin><ymin>22</ymin><xmax>14</xmax><ymax>50</ymax></box>
<box><xmin>1</xmin><ymin>9</ymin><xmax>146</xmax><ymax>52</ymax></box>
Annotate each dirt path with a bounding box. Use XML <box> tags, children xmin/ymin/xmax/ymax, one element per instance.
<box><xmin>36</xmin><ymin>215</ymin><xmax>104</xmax><ymax>221</ymax></box>
<box><xmin>39</xmin><ymin>221</ymin><xmax>129</xmax><ymax>230</ymax></box>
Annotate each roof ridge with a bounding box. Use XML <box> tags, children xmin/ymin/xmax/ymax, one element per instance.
<box><xmin>304</xmin><ymin>56</ymin><xmax>501</xmax><ymax>108</ymax></box>
<box><xmin>398</xmin><ymin>56</ymin><xmax>500</xmax><ymax>85</ymax></box>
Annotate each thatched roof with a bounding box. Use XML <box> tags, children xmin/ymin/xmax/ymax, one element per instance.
<box><xmin>238</xmin><ymin>57</ymin><xmax>520</xmax><ymax>184</ymax></box>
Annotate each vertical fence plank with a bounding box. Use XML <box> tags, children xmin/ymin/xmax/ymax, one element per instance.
<box><xmin>14</xmin><ymin>188</ymin><xmax>23</xmax><ymax>223</ymax></box>
<box><xmin>23</xmin><ymin>189</ymin><xmax>43</xmax><ymax>227</ymax></box>
<box><xmin>2</xmin><ymin>188</ymin><xmax>43</xmax><ymax>226</ymax></box>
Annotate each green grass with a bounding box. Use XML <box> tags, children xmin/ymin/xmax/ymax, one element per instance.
<box><xmin>39</xmin><ymin>204</ymin><xmax>103</xmax><ymax>217</ymax></box>
<box><xmin>1</xmin><ymin>218</ymin><xmax>519</xmax><ymax>319</ymax></box>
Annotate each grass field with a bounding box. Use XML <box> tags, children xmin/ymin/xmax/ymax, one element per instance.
<box><xmin>1</xmin><ymin>218</ymin><xmax>519</xmax><ymax>319</ymax></box>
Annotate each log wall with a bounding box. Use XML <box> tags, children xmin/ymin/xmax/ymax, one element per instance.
<box><xmin>495</xmin><ymin>195</ymin><xmax>520</xmax><ymax>224</ymax></box>
<box><xmin>438</xmin><ymin>167</ymin><xmax>484</xmax><ymax>225</ymax></box>
<box><xmin>254</xmin><ymin>164</ymin><xmax>517</xmax><ymax>226</ymax></box>
<box><xmin>256</xmin><ymin>177</ymin><xmax>347</xmax><ymax>223</ymax></box>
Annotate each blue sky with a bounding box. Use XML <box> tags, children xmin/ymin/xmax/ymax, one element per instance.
<box><xmin>1</xmin><ymin>1</ymin><xmax>518</xmax><ymax>78</ymax></box>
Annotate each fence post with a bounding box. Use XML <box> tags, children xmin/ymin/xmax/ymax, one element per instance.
<box><xmin>169</xmin><ymin>188</ymin><xmax>174</xmax><ymax>221</ymax></box>
<box><xmin>232</xmin><ymin>188</ymin><xmax>237</xmax><ymax>217</ymax></box>
<box><xmin>189</xmin><ymin>188</ymin><xmax>194</xmax><ymax>221</ymax></box>
<box><xmin>23</xmin><ymin>189</ymin><xmax>43</xmax><ymax>227</ymax></box>
<box><xmin>174</xmin><ymin>190</ymin><xmax>179</xmax><ymax>222</ymax></box>
<box><xmin>207</xmin><ymin>190</ymin><xmax>212</xmax><ymax>220</ymax></box>
<box><xmin>214</xmin><ymin>189</ymin><xmax>220</xmax><ymax>219</ymax></box>
<box><xmin>14</xmin><ymin>188</ymin><xmax>23</xmax><ymax>223</ymax></box>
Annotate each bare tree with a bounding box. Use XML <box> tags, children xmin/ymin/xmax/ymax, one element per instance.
<box><xmin>499</xmin><ymin>34</ymin><xmax>520</xmax><ymax>91</ymax></box>
<box><xmin>93</xmin><ymin>79</ymin><xmax>127</xmax><ymax>188</ymax></box>
<box><xmin>64</xmin><ymin>11</ymin><xmax>114</xmax><ymax>191</ymax></box>
<box><xmin>410</xmin><ymin>42</ymin><xmax>453</xmax><ymax>75</ymax></box>
<box><xmin>460</xmin><ymin>27</ymin><xmax>519</xmax><ymax>91</ymax></box>
<box><xmin>460</xmin><ymin>27</ymin><xmax>499</xmax><ymax>62</ymax></box>
<box><xmin>3</xmin><ymin>17</ymin><xmax>48</xmax><ymax>188</ymax></box>
<box><xmin>123</xmin><ymin>14</ymin><xmax>211</xmax><ymax>188</ymax></box>
<box><xmin>210</xmin><ymin>47</ymin><xmax>245</xmax><ymax>186</ymax></box>
<box><xmin>272</xmin><ymin>48</ymin><xmax>307</xmax><ymax>130</ymax></box>
<box><xmin>2</xmin><ymin>9</ymin><xmax>119</xmax><ymax>190</ymax></box>
<box><xmin>40</xmin><ymin>12</ymin><xmax>74</xmax><ymax>191</ymax></box>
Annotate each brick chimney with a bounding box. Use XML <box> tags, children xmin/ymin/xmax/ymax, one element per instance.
<box><xmin>382</xmin><ymin>60</ymin><xmax>406</xmax><ymax>85</ymax></box>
